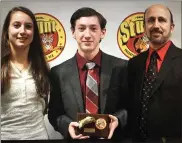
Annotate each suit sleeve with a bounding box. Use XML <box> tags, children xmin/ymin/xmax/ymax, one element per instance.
<box><xmin>48</xmin><ymin>69</ymin><xmax>72</xmax><ymax>139</ymax></box>
<box><xmin>113</xmin><ymin>62</ymin><xmax>128</xmax><ymax>129</ymax></box>
<box><xmin>125</xmin><ymin>57</ymin><xmax>137</xmax><ymax>139</ymax></box>
<box><xmin>105</xmin><ymin>60</ymin><xmax>129</xmax><ymax>140</ymax></box>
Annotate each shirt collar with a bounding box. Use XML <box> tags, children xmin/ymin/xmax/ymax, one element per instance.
<box><xmin>76</xmin><ymin>50</ymin><xmax>102</xmax><ymax>70</ymax></box>
<box><xmin>148</xmin><ymin>40</ymin><xmax>171</xmax><ymax>61</ymax></box>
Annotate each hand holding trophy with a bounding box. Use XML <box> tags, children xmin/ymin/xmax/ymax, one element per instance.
<box><xmin>68</xmin><ymin>121</ymin><xmax>90</xmax><ymax>139</ymax></box>
<box><xmin>76</xmin><ymin>113</ymin><xmax>118</xmax><ymax>139</ymax></box>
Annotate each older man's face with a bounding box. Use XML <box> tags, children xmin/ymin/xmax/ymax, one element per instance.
<box><xmin>144</xmin><ymin>5</ymin><xmax>174</xmax><ymax>47</ymax></box>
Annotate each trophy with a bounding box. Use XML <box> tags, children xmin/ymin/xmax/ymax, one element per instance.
<box><xmin>76</xmin><ymin>113</ymin><xmax>111</xmax><ymax>138</ymax></box>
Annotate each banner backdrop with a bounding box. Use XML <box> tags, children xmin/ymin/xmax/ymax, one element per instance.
<box><xmin>0</xmin><ymin>0</ymin><xmax>181</xmax><ymax>68</ymax></box>
<box><xmin>0</xmin><ymin>0</ymin><xmax>181</xmax><ymax>139</ymax></box>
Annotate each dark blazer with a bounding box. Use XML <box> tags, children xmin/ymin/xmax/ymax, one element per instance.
<box><xmin>127</xmin><ymin>42</ymin><xmax>182</xmax><ymax>141</ymax></box>
<box><xmin>48</xmin><ymin>51</ymin><xmax>128</xmax><ymax>140</ymax></box>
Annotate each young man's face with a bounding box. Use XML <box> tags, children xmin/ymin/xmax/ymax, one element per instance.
<box><xmin>72</xmin><ymin>16</ymin><xmax>106</xmax><ymax>56</ymax></box>
<box><xmin>144</xmin><ymin>5</ymin><xmax>174</xmax><ymax>47</ymax></box>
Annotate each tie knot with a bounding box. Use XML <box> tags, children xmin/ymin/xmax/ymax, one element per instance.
<box><xmin>86</xmin><ymin>62</ymin><xmax>95</xmax><ymax>70</ymax></box>
<box><xmin>150</xmin><ymin>51</ymin><xmax>159</xmax><ymax>60</ymax></box>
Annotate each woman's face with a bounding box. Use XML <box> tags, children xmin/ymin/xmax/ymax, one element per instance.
<box><xmin>8</xmin><ymin>11</ymin><xmax>34</xmax><ymax>51</ymax></box>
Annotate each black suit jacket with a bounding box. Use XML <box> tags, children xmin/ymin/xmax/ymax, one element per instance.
<box><xmin>48</xmin><ymin>51</ymin><xmax>128</xmax><ymax>140</ymax></box>
<box><xmin>127</xmin><ymin>42</ymin><xmax>182</xmax><ymax>141</ymax></box>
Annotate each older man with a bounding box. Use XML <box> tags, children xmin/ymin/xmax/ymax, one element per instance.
<box><xmin>127</xmin><ymin>4</ymin><xmax>182</xmax><ymax>142</ymax></box>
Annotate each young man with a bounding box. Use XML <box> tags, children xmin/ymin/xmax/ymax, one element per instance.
<box><xmin>48</xmin><ymin>7</ymin><xmax>128</xmax><ymax>140</ymax></box>
<box><xmin>128</xmin><ymin>4</ymin><xmax>182</xmax><ymax>142</ymax></box>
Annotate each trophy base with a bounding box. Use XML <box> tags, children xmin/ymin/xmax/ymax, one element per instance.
<box><xmin>76</xmin><ymin>113</ymin><xmax>111</xmax><ymax>138</ymax></box>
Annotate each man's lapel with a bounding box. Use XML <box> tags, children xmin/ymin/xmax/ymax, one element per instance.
<box><xmin>100</xmin><ymin>53</ymin><xmax>113</xmax><ymax>113</ymax></box>
<box><xmin>151</xmin><ymin>43</ymin><xmax>180</xmax><ymax>96</ymax></box>
<box><xmin>68</xmin><ymin>56</ymin><xmax>84</xmax><ymax>112</ymax></box>
<box><xmin>135</xmin><ymin>51</ymin><xmax>148</xmax><ymax>112</ymax></box>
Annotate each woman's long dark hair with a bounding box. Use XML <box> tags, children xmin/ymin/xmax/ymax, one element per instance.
<box><xmin>1</xmin><ymin>6</ymin><xmax>50</xmax><ymax>97</ymax></box>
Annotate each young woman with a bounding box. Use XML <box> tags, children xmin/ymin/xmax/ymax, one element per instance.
<box><xmin>1</xmin><ymin>6</ymin><xmax>50</xmax><ymax>140</ymax></box>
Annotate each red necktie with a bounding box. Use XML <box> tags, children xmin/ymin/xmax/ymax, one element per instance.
<box><xmin>85</xmin><ymin>62</ymin><xmax>98</xmax><ymax>114</ymax></box>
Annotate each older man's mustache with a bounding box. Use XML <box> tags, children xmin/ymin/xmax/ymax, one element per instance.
<box><xmin>150</xmin><ymin>28</ymin><xmax>163</xmax><ymax>34</ymax></box>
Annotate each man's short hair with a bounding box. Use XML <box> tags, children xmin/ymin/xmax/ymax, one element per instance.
<box><xmin>70</xmin><ymin>7</ymin><xmax>107</xmax><ymax>31</ymax></box>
